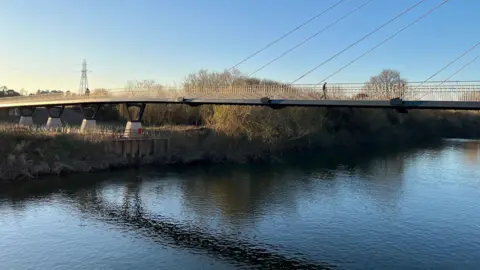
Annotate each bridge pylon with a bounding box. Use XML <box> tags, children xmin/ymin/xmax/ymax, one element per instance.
<box><xmin>18</xmin><ymin>107</ymin><xmax>36</xmax><ymax>127</ymax></box>
<box><xmin>79</xmin><ymin>104</ymin><xmax>101</xmax><ymax>133</ymax></box>
<box><xmin>45</xmin><ymin>105</ymin><xmax>64</xmax><ymax>129</ymax></box>
<box><xmin>123</xmin><ymin>103</ymin><xmax>146</xmax><ymax>138</ymax></box>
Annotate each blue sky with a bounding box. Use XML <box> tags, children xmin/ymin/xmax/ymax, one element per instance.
<box><xmin>1</xmin><ymin>0</ymin><xmax>479</xmax><ymax>92</ymax></box>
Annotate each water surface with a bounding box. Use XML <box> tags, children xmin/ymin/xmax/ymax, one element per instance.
<box><xmin>1</xmin><ymin>139</ymin><xmax>480</xmax><ymax>269</ymax></box>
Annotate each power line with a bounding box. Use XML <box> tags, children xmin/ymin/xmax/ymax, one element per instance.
<box><xmin>290</xmin><ymin>0</ymin><xmax>427</xmax><ymax>84</ymax></box>
<box><xmin>319</xmin><ymin>0</ymin><xmax>451</xmax><ymax>84</ymax></box>
<box><xmin>227</xmin><ymin>0</ymin><xmax>347</xmax><ymax>72</ymax></box>
<box><xmin>248</xmin><ymin>0</ymin><xmax>374</xmax><ymax>77</ymax></box>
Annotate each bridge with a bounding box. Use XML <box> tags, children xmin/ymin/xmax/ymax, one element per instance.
<box><xmin>2</xmin><ymin>0</ymin><xmax>478</xmax><ymax>137</ymax></box>
<box><xmin>1</xmin><ymin>81</ymin><xmax>480</xmax><ymax>137</ymax></box>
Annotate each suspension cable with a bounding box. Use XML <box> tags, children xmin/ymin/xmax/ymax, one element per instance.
<box><xmin>248</xmin><ymin>0</ymin><xmax>374</xmax><ymax>77</ymax></box>
<box><xmin>227</xmin><ymin>0</ymin><xmax>347</xmax><ymax>72</ymax></box>
<box><xmin>439</xmin><ymin>55</ymin><xmax>480</xmax><ymax>85</ymax></box>
<box><xmin>418</xmin><ymin>41</ymin><xmax>480</xmax><ymax>87</ymax></box>
<box><xmin>290</xmin><ymin>0</ymin><xmax>427</xmax><ymax>84</ymax></box>
<box><xmin>413</xmin><ymin>54</ymin><xmax>480</xmax><ymax>100</ymax></box>
<box><xmin>319</xmin><ymin>0</ymin><xmax>452</xmax><ymax>85</ymax></box>
<box><xmin>412</xmin><ymin>41</ymin><xmax>479</xmax><ymax>100</ymax></box>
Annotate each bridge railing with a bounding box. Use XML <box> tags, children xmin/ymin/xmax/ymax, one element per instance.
<box><xmin>1</xmin><ymin>82</ymin><xmax>480</xmax><ymax>106</ymax></box>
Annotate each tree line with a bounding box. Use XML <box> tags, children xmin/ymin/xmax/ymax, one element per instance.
<box><xmin>3</xmin><ymin>69</ymin><xmax>480</xmax><ymax>149</ymax></box>
<box><xmin>0</xmin><ymin>86</ymin><xmax>71</xmax><ymax>98</ymax></box>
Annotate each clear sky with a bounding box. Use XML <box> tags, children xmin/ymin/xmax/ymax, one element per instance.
<box><xmin>1</xmin><ymin>0</ymin><xmax>479</xmax><ymax>93</ymax></box>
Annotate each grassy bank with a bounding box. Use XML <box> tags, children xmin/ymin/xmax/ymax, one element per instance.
<box><xmin>0</xmin><ymin>131</ymin><xmax>119</xmax><ymax>181</ymax></box>
<box><xmin>117</xmin><ymin>69</ymin><xmax>480</xmax><ymax>149</ymax></box>
<box><xmin>2</xmin><ymin>106</ymin><xmax>480</xmax><ymax>182</ymax></box>
<box><xmin>2</xmin><ymin>69</ymin><xmax>480</xmax><ymax>181</ymax></box>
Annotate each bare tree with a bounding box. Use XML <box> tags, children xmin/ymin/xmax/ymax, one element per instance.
<box><xmin>125</xmin><ymin>79</ymin><xmax>160</xmax><ymax>95</ymax></box>
<box><xmin>363</xmin><ymin>69</ymin><xmax>407</xmax><ymax>99</ymax></box>
<box><xmin>93</xmin><ymin>88</ymin><xmax>109</xmax><ymax>96</ymax></box>
<box><xmin>0</xmin><ymin>86</ymin><xmax>7</xmax><ymax>97</ymax></box>
<box><xmin>183</xmin><ymin>69</ymin><xmax>245</xmax><ymax>90</ymax></box>
<box><xmin>182</xmin><ymin>69</ymin><xmax>293</xmax><ymax>99</ymax></box>
<box><xmin>136</xmin><ymin>79</ymin><xmax>157</xmax><ymax>89</ymax></box>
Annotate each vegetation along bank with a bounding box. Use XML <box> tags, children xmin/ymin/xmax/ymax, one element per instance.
<box><xmin>1</xmin><ymin>69</ymin><xmax>480</xmax><ymax>182</ymax></box>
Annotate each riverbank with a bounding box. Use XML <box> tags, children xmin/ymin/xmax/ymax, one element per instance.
<box><xmin>3</xmin><ymin>134</ymin><xmax>480</xmax><ymax>270</ymax></box>
<box><xmin>2</xmin><ymin>107</ymin><xmax>480</xmax><ymax>182</ymax></box>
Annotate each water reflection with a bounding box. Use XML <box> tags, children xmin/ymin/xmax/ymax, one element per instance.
<box><xmin>0</xmin><ymin>143</ymin><xmax>439</xmax><ymax>230</ymax></box>
<box><xmin>69</xmin><ymin>187</ymin><xmax>331</xmax><ymax>269</ymax></box>
<box><xmin>459</xmin><ymin>139</ymin><xmax>480</xmax><ymax>164</ymax></box>
<box><xmin>173</xmin><ymin>145</ymin><xmax>430</xmax><ymax>226</ymax></box>
<box><xmin>2</xmin><ymin>140</ymin><xmax>480</xmax><ymax>269</ymax></box>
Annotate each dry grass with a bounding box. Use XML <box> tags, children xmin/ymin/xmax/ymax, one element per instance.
<box><xmin>2</xmin><ymin>106</ymin><xmax>480</xmax><ymax>182</ymax></box>
<box><xmin>3</xmin><ymin>70</ymin><xmax>480</xmax><ymax>181</ymax></box>
<box><xmin>111</xmin><ymin>70</ymin><xmax>480</xmax><ymax>149</ymax></box>
<box><xmin>0</xmin><ymin>129</ymin><xmax>114</xmax><ymax>181</ymax></box>
<box><xmin>0</xmin><ymin>124</ymin><xmax>124</xmax><ymax>141</ymax></box>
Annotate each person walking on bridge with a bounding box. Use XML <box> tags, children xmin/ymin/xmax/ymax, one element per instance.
<box><xmin>323</xmin><ymin>82</ymin><xmax>327</xmax><ymax>100</ymax></box>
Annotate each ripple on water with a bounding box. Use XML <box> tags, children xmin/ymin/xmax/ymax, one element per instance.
<box><xmin>1</xmin><ymin>140</ymin><xmax>480</xmax><ymax>269</ymax></box>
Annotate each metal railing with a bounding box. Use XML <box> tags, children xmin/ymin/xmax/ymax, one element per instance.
<box><xmin>1</xmin><ymin>83</ymin><xmax>480</xmax><ymax>107</ymax></box>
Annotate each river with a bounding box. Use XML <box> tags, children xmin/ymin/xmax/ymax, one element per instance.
<box><xmin>1</xmin><ymin>139</ymin><xmax>480</xmax><ymax>269</ymax></box>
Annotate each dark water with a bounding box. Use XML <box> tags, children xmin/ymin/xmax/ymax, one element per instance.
<box><xmin>1</xmin><ymin>139</ymin><xmax>480</xmax><ymax>270</ymax></box>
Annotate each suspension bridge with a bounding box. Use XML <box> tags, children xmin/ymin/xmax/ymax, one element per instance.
<box><xmin>1</xmin><ymin>81</ymin><xmax>479</xmax><ymax>136</ymax></box>
<box><xmin>1</xmin><ymin>0</ymin><xmax>478</xmax><ymax>136</ymax></box>
<box><xmin>1</xmin><ymin>81</ymin><xmax>480</xmax><ymax>110</ymax></box>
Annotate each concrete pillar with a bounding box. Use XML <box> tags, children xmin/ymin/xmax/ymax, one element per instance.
<box><xmin>79</xmin><ymin>104</ymin><xmax>101</xmax><ymax>134</ymax></box>
<box><xmin>18</xmin><ymin>107</ymin><xmax>36</xmax><ymax>127</ymax></box>
<box><xmin>19</xmin><ymin>116</ymin><xmax>34</xmax><ymax>126</ymax></box>
<box><xmin>45</xmin><ymin>106</ymin><xmax>64</xmax><ymax>129</ymax></box>
<box><xmin>79</xmin><ymin>104</ymin><xmax>102</xmax><ymax>133</ymax></box>
<box><xmin>80</xmin><ymin>119</ymin><xmax>96</xmax><ymax>133</ymax></box>
<box><xmin>46</xmin><ymin>117</ymin><xmax>62</xmax><ymax>129</ymax></box>
<box><xmin>123</xmin><ymin>103</ymin><xmax>146</xmax><ymax>138</ymax></box>
<box><xmin>124</xmin><ymin>121</ymin><xmax>143</xmax><ymax>138</ymax></box>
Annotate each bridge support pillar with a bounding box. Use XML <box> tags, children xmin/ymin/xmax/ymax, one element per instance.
<box><xmin>390</xmin><ymin>98</ymin><xmax>408</xmax><ymax>114</ymax></box>
<box><xmin>45</xmin><ymin>105</ymin><xmax>64</xmax><ymax>129</ymax></box>
<box><xmin>46</xmin><ymin>117</ymin><xmax>62</xmax><ymax>129</ymax></box>
<box><xmin>18</xmin><ymin>107</ymin><xmax>36</xmax><ymax>127</ymax></box>
<box><xmin>80</xmin><ymin>119</ymin><xmax>96</xmax><ymax>133</ymax></box>
<box><xmin>80</xmin><ymin>104</ymin><xmax>101</xmax><ymax>133</ymax></box>
<box><xmin>123</xmin><ymin>103</ymin><xmax>146</xmax><ymax>138</ymax></box>
<box><xmin>19</xmin><ymin>116</ymin><xmax>34</xmax><ymax>126</ymax></box>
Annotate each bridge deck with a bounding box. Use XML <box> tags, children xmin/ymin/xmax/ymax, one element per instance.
<box><xmin>1</xmin><ymin>97</ymin><xmax>480</xmax><ymax>110</ymax></box>
<box><xmin>1</xmin><ymin>83</ymin><xmax>480</xmax><ymax>110</ymax></box>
